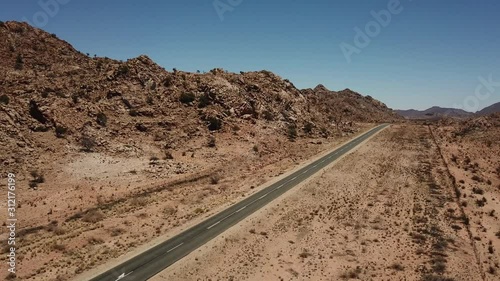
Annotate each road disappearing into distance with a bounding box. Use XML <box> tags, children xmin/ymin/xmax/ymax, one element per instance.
<box><xmin>90</xmin><ymin>124</ymin><xmax>389</xmax><ymax>281</ymax></box>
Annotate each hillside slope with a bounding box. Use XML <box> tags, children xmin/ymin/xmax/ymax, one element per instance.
<box><xmin>395</xmin><ymin>106</ymin><xmax>474</xmax><ymax>119</ymax></box>
<box><xmin>477</xmin><ymin>102</ymin><xmax>500</xmax><ymax>116</ymax></box>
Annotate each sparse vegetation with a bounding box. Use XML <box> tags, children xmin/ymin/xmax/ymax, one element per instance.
<box><xmin>340</xmin><ymin>267</ymin><xmax>362</xmax><ymax>280</ymax></box>
<box><xmin>287</xmin><ymin>124</ymin><xmax>297</xmax><ymax>141</ymax></box>
<box><xmin>96</xmin><ymin>112</ymin><xmax>107</xmax><ymax>126</ymax></box>
<box><xmin>0</xmin><ymin>94</ymin><xmax>9</xmax><ymax>105</ymax></box>
<box><xmin>55</xmin><ymin>125</ymin><xmax>68</xmax><ymax>138</ymax></box>
<box><xmin>179</xmin><ymin>92</ymin><xmax>196</xmax><ymax>104</ymax></box>
<box><xmin>81</xmin><ymin>209</ymin><xmax>104</xmax><ymax>223</ymax></box>
<box><xmin>303</xmin><ymin>122</ymin><xmax>314</xmax><ymax>135</ymax></box>
<box><xmin>15</xmin><ymin>53</ymin><xmax>23</xmax><ymax>70</ymax></box>
<box><xmin>117</xmin><ymin>64</ymin><xmax>129</xmax><ymax>76</ymax></box>
<box><xmin>80</xmin><ymin>136</ymin><xmax>97</xmax><ymax>152</ymax></box>
<box><xmin>29</xmin><ymin>170</ymin><xmax>45</xmax><ymax>189</ymax></box>
<box><xmin>210</xmin><ymin>174</ymin><xmax>221</xmax><ymax>185</ymax></box>
<box><xmin>207</xmin><ymin>136</ymin><xmax>216</xmax><ymax>147</ymax></box>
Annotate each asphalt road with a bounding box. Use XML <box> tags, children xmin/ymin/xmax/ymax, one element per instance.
<box><xmin>89</xmin><ymin>124</ymin><xmax>389</xmax><ymax>281</ymax></box>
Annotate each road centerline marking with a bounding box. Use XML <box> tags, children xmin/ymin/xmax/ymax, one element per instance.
<box><xmin>166</xmin><ymin>243</ymin><xmax>184</xmax><ymax>253</ymax></box>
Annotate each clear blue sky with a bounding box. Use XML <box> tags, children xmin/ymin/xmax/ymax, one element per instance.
<box><xmin>2</xmin><ymin>0</ymin><xmax>500</xmax><ymax>111</ymax></box>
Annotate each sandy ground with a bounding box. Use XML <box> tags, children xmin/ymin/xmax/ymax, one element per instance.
<box><xmin>0</xmin><ymin>123</ymin><xmax>373</xmax><ymax>281</ymax></box>
<box><xmin>153</xmin><ymin>124</ymin><xmax>485</xmax><ymax>281</ymax></box>
<box><xmin>432</xmin><ymin>123</ymin><xmax>500</xmax><ymax>280</ymax></box>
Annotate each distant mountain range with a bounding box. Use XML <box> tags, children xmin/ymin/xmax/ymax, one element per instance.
<box><xmin>395</xmin><ymin>102</ymin><xmax>500</xmax><ymax>119</ymax></box>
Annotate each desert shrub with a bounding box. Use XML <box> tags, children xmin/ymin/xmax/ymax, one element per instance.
<box><xmin>340</xmin><ymin>267</ymin><xmax>362</xmax><ymax>280</ymax></box>
<box><xmin>179</xmin><ymin>92</ymin><xmax>195</xmax><ymax>104</ymax></box>
<box><xmin>15</xmin><ymin>54</ymin><xmax>23</xmax><ymax>70</ymax></box>
<box><xmin>96</xmin><ymin>112</ymin><xmax>107</xmax><ymax>126</ymax></box>
<box><xmin>51</xmin><ymin>242</ymin><xmax>66</xmax><ymax>251</ymax></box>
<box><xmin>87</xmin><ymin>236</ymin><xmax>105</xmax><ymax>245</ymax></box>
<box><xmin>262</xmin><ymin>110</ymin><xmax>274</xmax><ymax>121</ymax></box>
<box><xmin>55</xmin><ymin>125</ymin><xmax>68</xmax><ymax>138</ymax></box>
<box><xmin>207</xmin><ymin>136</ymin><xmax>216</xmax><ymax>147</ymax></box>
<box><xmin>117</xmin><ymin>64</ymin><xmax>129</xmax><ymax>76</ymax></box>
<box><xmin>389</xmin><ymin>263</ymin><xmax>405</xmax><ymax>271</ymax></box>
<box><xmin>198</xmin><ymin>93</ymin><xmax>211</xmax><ymax>108</ymax></box>
<box><xmin>476</xmin><ymin>197</ymin><xmax>487</xmax><ymax>207</ymax></box>
<box><xmin>207</xmin><ymin>116</ymin><xmax>222</xmax><ymax>131</ymax></box>
<box><xmin>0</xmin><ymin>94</ymin><xmax>9</xmax><ymax>105</ymax></box>
<box><xmin>210</xmin><ymin>174</ymin><xmax>221</xmax><ymax>185</ymax></box>
<box><xmin>162</xmin><ymin>76</ymin><xmax>173</xmax><ymax>87</ymax></box>
<box><xmin>82</xmin><ymin>210</ymin><xmax>104</xmax><ymax>223</ymax></box>
<box><xmin>164</xmin><ymin>151</ymin><xmax>174</xmax><ymax>160</ymax></box>
<box><xmin>81</xmin><ymin>136</ymin><xmax>97</xmax><ymax>152</ymax></box>
<box><xmin>108</xmin><ymin>227</ymin><xmax>126</xmax><ymax>237</ymax></box>
<box><xmin>163</xmin><ymin>206</ymin><xmax>177</xmax><ymax>216</ymax></box>
<box><xmin>299</xmin><ymin>250</ymin><xmax>312</xmax><ymax>258</ymax></box>
<box><xmin>303</xmin><ymin>122</ymin><xmax>314</xmax><ymax>134</ymax></box>
<box><xmin>135</xmin><ymin>123</ymin><xmax>148</xmax><ymax>132</ymax></box>
<box><xmin>471</xmin><ymin>175</ymin><xmax>482</xmax><ymax>182</ymax></box>
<box><xmin>287</xmin><ymin>124</ymin><xmax>298</xmax><ymax>141</ymax></box>
<box><xmin>30</xmin><ymin>170</ymin><xmax>45</xmax><ymax>184</ymax></box>
<box><xmin>472</xmin><ymin>187</ymin><xmax>484</xmax><ymax>195</ymax></box>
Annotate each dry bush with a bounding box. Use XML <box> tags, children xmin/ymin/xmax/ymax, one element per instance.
<box><xmin>163</xmin><ymin>206</ymin><xmax>177</xmax><ymax>216</ymax></box>
<box><xmin>389</xmin><ymin>263</ymin><xmax>405</xmax><ymax>271</ymax></box>
<box><xmin>340</xmin><ymin>267</ymin><xmax>362</xmax><ymax>280</ymax></box>
<box><xmin>87</xmin><ymin>236</ymin><xmax>105</xmax><ymax>245</ymax></box>
<box><xmin>130</xmin><ymin>197</ymin><xmax>148</xmax><ymax>207</ymax></box>
<box><xmin>82</xmin><ymin>209</ymin><xmax>104</xmax><ymax>223</ymax></box>
<box><xmin>52</xmin><ymin>242</ymin><xmax>66</xmax><ymax>252</ymax></box>
<box><xmin>210</xmin><ymin>174</ymin><xmax>221</xmax><ymax>185</ymax></box>
<box><xmin>108</xmin><ymin>227</ymin><xmax>126</xmax><ymax>237</ymax></box>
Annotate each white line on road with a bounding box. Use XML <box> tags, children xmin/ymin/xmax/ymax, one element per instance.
<box><xmin>115</xmin><ymin>271</ymin><xmax>133</xmax><ymax>281</ymax></box>
<box><xmin>167</xmin><ymin>243</ymin><xmax>184</xmax><ymax>253</ymax></box>
<box><xmin>259</xmin><ymin>193</ymin><xmax>270</xmax><ymax>200</ymax></box>
<box><xmin>236</xmin><ymin>206</ymin><xmax>247</xmax><ymax>212</ymax></box>
<box><xmin>207</xmin><ymin>221</ymin><xmax>221</xmax><ymax>230</ymax></box>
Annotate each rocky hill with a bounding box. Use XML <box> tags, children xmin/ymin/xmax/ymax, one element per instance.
<box><xmin>0</xmin><ymin>21</ymin><xmax>397</xmax><ymax>176</ymax></box>
<box><xmin>477</xmin><ymin>101</ymin><xmax>500</xmax><ymax>116</ymax></box>
<box><xmin>395</xmin><ymin>106</ymin><xmax>474</xmax><ymax>119</ymax></box>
